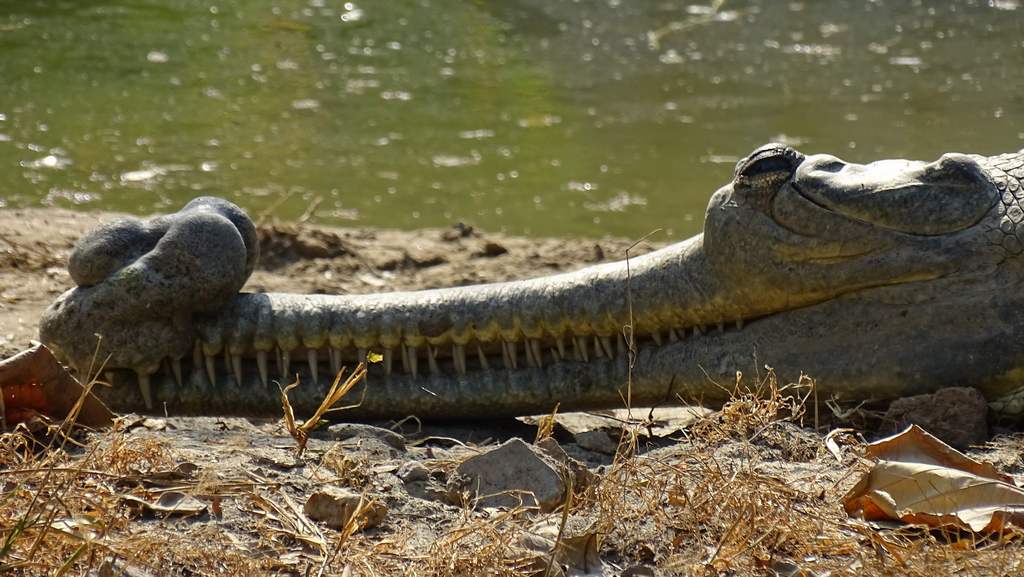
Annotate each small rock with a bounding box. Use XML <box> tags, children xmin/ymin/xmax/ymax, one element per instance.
<box><xmin>574</xmin><ymin>430</ymin><xmax>618</xmax><ymax>455</ymax></box>
<box><xmin>323</xmin><ymin>423</ymin><xmax>406</xmax><ymax>451</ymax></box>
<box><xmin>256</xmin><ymin>225</ymin><xmax>350</xmax><ymax>265</ymax></box>
<box><xmin>884</xmin><ymin>387</ymin><xmax>989</xmax><ymax>449</ymax></box>
<box><xmin>397</xmin><ymin>460</ymin><xmax>429</xmax><ymax>483</ymax></box>
<box><xmin>304</xmin><ymin>487</ymin><xmax>387</xmax><ymax>530</ymax></box>
<box><xmin>405</xmin><ymin>250</ymin><xmax>447</xmax><ymax>268</ymax></box>
<box><xmin>534</xmin><ymin>436</ymin><xmax>570</xmax><ymax>463</ymax></box>
<box><xmin>474</xmin><ymin>241</ymin><xmax>508</xmax><ymax>258</ymax></box>
<box><xmin>536</xmin><ymin>437</ymin><xmax>597</xmax><ymax>490</ymax></box>
<box><xmin>375</xmin><ymin>249</ymin><xmax>446</xmax><ymax>270</ymax></box>
<box><xmin>454</xmin><ymin>438</ymin><xmax>566</xmax><ymax>511</ymax></box>
<box><xmin>441</xmin><ymin>222</ymin><xmax>475</xmax><ymax>241</ymax></box>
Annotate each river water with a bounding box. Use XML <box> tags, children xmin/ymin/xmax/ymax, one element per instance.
<box><xmin>0</xmin><ymin>0</ymin><xmax>1021</xmax><ymax>239</ymax></box>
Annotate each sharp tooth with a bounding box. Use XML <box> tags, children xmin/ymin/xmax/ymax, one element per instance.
<box><xmin>717</xmin><ymin>321</ymin><xmax>725</xmax><ymax>333</ymax></box>
<box><xmin>170</xmin><ymin>357</ymin><xmax>183</xmax><ymax>386</ymax></box>
<box><xmin>598</xmin><ymin>336</ymin><xmax>614</xmax><ymax>359</ymax></box>
<box><xmin>669</xmin><ymin>328</ymin><xmax>680</xmax><ymax>342</ymax></box>
<box><xmin>329</xmin><ymin>348</ymin><xmax>341</xmax><ymax>376</ymax></box>
<box><xmin>550</xmin><ymin>346</ymin><xmax>561</xmax><ymax>362</ymax></box>
<box><xmin>358</xmin><ymin>348</ymin><xmax>368</xmax><ymax>365</ymax></box>
<box><xmin>524</xmin><ymin>340</ymin><xmax>537</xmax><ymax>367</ymax></box>
<box><xmin>384</xmin><ymin>348</ymin><xmax>394</xmax><ymax>375</ymax></box>
<box><xmin>453</xmin><ymin>345</ymin><xmax>466</xmax><ymax>375</ymax></box>
<box><xmin>530</xmin><ymin>340</ymin><xmax>544</xmax><ymax>368</ymax></box>
<box><xmin>618</xmin><ymin>334</ymin><xmax>628</xmax><ymax>357</ymax></box>
<box><xmin>192</xmin><ymin>341</ymin><xmax>203</xmax><ymax>380</ymax></box>
<box><xmin>427</xmin><ymin>345</ymin><xmax>440</xmax><ymax>375</ymax></box>
<box><xmin>406</xmin><ymin>345</ymin><xmax>418</xmax><ymax>378</ymax></box>
<box><xmin>574</xmin><ymin>336</ymin><xmax>589</xmax><ymax>362</ymax></box>
<box><xmin>205</xmin><ymin>353</ymin><xmax>217</xmax><ymax>386</ymax></box>
<box><xmin>232</xmin><ymin>354</ymin><xmax>243</xmax><ymax>386</ymax></box>
<box><xmin>651</xmin><ymin>331</ymin><xmax>663</xmax><ymax>346</ymax></box>
<box><xmin>402</xmin><ymin>345</ymin><xmax>411</xmax><ymax>374</ymax></box>
<box><xmin>477</xmin><ymin>345</ymin><xmax>490</xmax><ymax>370</ymax></box>
<box><xmin>136</xmin><ymin>370</ymin><xmax>154</xmax><ymax>410</ymax></box>
<box><xmin>502</xmin><ymin>340</ymin><xmax>518</xmax><ymax>369</ymax></box>
<box><xmin>307</xmin><ymin>349</ymin><xmax>319</xmax><ymax>384</ymax></box>
<box><xmin>736</xmin><ymin>319</ymin><xmax>744</xmax><ymax>330</ymax></box>
<box><xmin>257</xmin><ymin>351</ymin><xmax>269</xmax><ymax>387</ymax></box>
<box><xmin>280</xmin><ymin>349</ymin><xmax>291</xmax><ymax>380</ymax></box>
<box><xmin>556</xmin><ymin>337</ymin><xmax>566</xmax><ymax>359</ymax></box>
<box><xmin>694</xmin><ymin>325</ymin><xmax>706</xmax><ymax>336</ymax></box>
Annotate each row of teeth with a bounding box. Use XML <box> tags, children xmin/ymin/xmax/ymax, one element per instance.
<box><xmin>125</xmin><ymin>320</ymin><xmax>747</xmax><ymax>409</ymax></box>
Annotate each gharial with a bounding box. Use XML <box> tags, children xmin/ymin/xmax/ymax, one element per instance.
<box><xmin>38</xmin><ymin>143</ymin><xmax>1024</xmax><ymax>418</ymax></box>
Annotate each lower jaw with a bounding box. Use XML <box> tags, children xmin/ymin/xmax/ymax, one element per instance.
<box><xmin>92</xmin><ymin>289</ymin><xmax>1023</xmax><ymax>419</ymax></box>
<box><xmin>98</xmin><ymin>352</ymin><xmax>684</xmax><ymax>419</ymax></box>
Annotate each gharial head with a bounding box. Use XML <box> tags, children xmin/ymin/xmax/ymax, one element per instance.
<box><xmin>697</xmin><ymin>143</ymin><xmax>1019</xmax><ymax>318</ymax></box>
<box><xmin>36</xmin><ymin>143</ymin><xmax>1024</xmax><ymax>418</ymax></box>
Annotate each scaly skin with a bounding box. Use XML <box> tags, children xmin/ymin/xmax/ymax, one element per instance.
<box><xmin>39</xmin><ymin>144</ymin><xmax>1024</xmax><ymax>418</ymax></box>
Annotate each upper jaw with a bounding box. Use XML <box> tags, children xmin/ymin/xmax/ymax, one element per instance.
<box><xmin>705</xmin><ymin>145</ymin><xmax>1002</xmax><ymax>310</ymax></box>
<box><xmin>786</xmin><ymin>151</ymin><xmax>998</xmax><ymax>236</ymax></box>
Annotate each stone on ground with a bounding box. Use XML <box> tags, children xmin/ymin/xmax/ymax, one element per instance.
<box><xmin>322</xmin><ymin>423</ymin><xmax>406</xmax><ymax>451</ymax></box>
<box><xmin>454</xmin><ymin>438</ymin><xmax>567</xmax><ymax>511</ymax></box>
<box><xmin>884</xmin><ymin>386</ymin><xmax>989</xmax><ymax>449</ymax></box>
<box><xmin>304</xmin><ymin>487</ymin><xmax>387</xmax><ymax>530</ymax></box>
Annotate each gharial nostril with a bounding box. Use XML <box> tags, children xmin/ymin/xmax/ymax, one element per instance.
<box><xmin>734</xmin><ymin>143</ymin><xmax>805</xmax><ymax>187</ymax></box>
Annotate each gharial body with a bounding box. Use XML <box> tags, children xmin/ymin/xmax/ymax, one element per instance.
<box><xmin>38</xmin><ymin>143</ymin><xmax>1024</xmax><ymax>418</ymax></box>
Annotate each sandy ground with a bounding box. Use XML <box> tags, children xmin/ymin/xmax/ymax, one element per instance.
<box><xmin>2</xmin><ymin>208</ymin><xmax>1024</xmax><ymax>576</ymax></box>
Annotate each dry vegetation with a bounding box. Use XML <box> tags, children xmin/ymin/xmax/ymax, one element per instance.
<box><xmin>1</xmin><ymin>370</ymin><xmax>1022</xmax><ymax>577</ymax></box>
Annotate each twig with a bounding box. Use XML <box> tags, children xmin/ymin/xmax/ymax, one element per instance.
<box><xmin>622</xmin><ymin>228</ymin><xmax>662</xmax><ymax>422</ymax></box>
<box><xmin>280</xmin><ymin>362</ymin><xmax>369</xmax><ymax>455</ymax></box>
<box><xmin>543</xmin><ymin>475</ymin><xmax>574</xmax><ymax>577</ymax></box>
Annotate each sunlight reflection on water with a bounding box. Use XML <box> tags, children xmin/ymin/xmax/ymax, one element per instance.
<box><xmin>0</xmin><ymin>0</ymin><xmax>1021</xmax><ymax>238</ymax></box>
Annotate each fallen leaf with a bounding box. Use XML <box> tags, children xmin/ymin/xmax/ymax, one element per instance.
<box><xmin>522</xmin><ymin>516</ymin><xmax>605</xmax><ymax>576</ymax></box>
<box><xmin>122</xmin><ymin>491</ymin><xmax>207</xmax><ymax>517</ymax></box>
<box><xmin>823</xmin><ymin>428</ymin><xmax>855</xmax><ymax>463</ymax></box>
<box><xmin>843</xmin><ymin>425</ymin><xmax>1024</xmax><ymax>533</ymax></box>
<box><xmin>0</xmin><ymin>342</ymin><xmax>113</xmax><ymax>428</ymax></box>
<box><xmin>864</xmin><ymin>424</ymin><xmax>1011</xmax><ymax>483</ymax></box>
<box><xmin>304</xmin><ymin>487</ymin><xmax>387</xmax><ymax>530</ymax></box>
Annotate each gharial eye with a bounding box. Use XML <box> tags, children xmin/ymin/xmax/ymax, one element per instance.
<box><xmin>734</xmin><ymin>144</ymin><xmax>805</xmax><ymax>189</ymax></box>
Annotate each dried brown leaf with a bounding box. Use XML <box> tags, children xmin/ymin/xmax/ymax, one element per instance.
<box><xmin>865</xmin><ymin>424</ymin><xmax>1011</xmax><ymax>483</ymax></box>
<box><xmin>0</xmin><ymin>342</ymin><xmax>113</xmax><ymax>428</ymax></box>
<box><xmin>844</xmin><ymin>425</ymin><xmax>1024</xmax><ymax>532</ymax></box>
<box><xmin>121</xmin><ymin>491</ymin><xmax>207</xmax><ymax>517</ymax></box>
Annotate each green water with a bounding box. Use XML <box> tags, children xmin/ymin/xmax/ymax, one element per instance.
<box><xmin>0</xmin><ymin>0</ymin><xmax>1022</xmax><ymax>239</ymax></box>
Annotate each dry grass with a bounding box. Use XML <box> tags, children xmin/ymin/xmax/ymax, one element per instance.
<box><xmin>281</xmin><ymin>361</ymin><xmax>369</xmax><ymax>455</ymax></box>
<box><xmin>1</xmin><ymin>369</ymin><xmax>1022</xmax><ymax>576</ymax></box>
